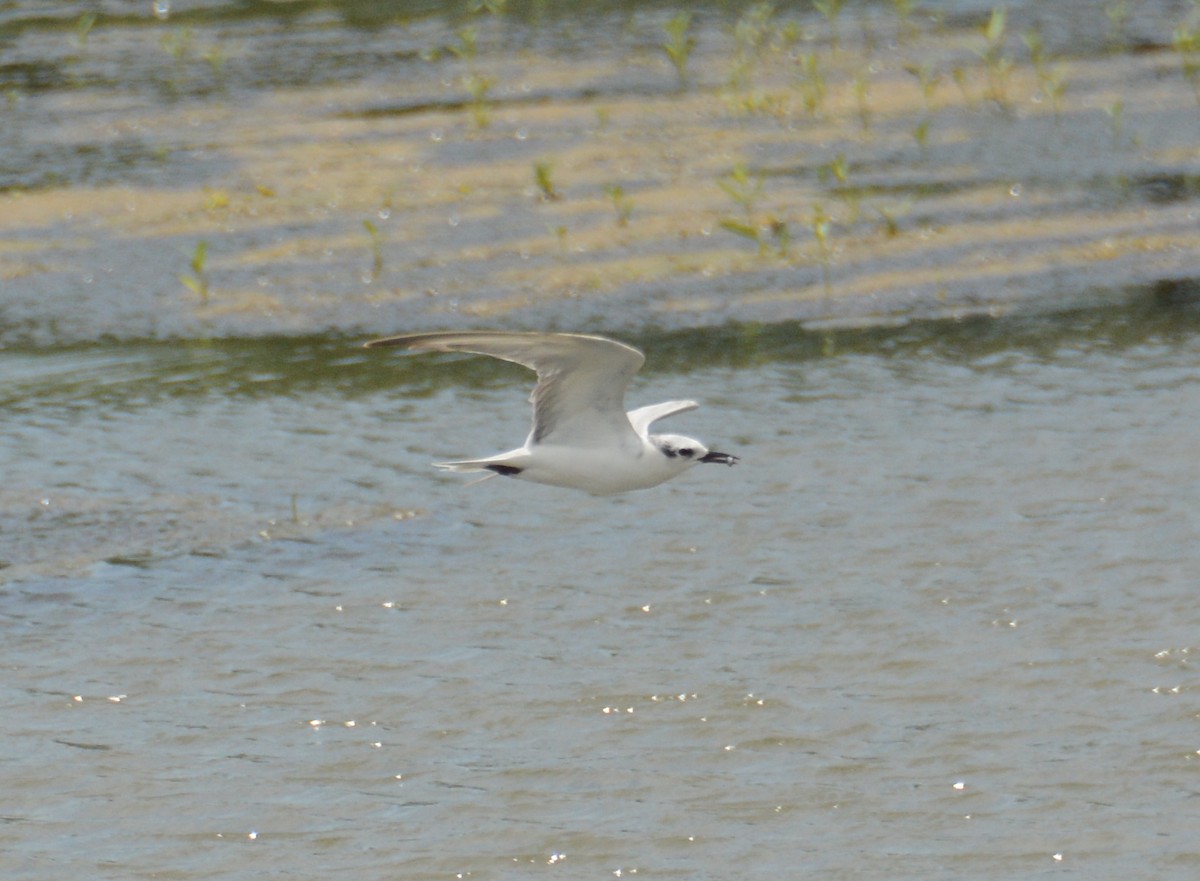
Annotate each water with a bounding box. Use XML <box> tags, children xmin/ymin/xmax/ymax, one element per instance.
<box><xmin>4</xmin><ymin>304</ymin><xmax>1200</xmax><ymax>879</ymax></box>
<box><xmin>4</xmin><ymin>0</ymin><xmax>1200</xmax><ymax>876</ymax></box>
<box><xmin>4</xmin><ymin>1</ymin><xmax>1199</xmax><ymax>342</ymax></box>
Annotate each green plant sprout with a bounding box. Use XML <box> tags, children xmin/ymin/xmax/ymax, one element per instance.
<box><xmin>767</xmin><ymin>217</ymin><xmax>792</xmax><ymax>259</ymax></box>
<box><xmin>603</xmin><ymin>184</ymin><xmax>634</xmax><ymax>226</ymax></box>
<box><xmin>463</xmin><ymin>71</ymin><xmax>494</xmax><ymax>128</ymax></box>
<box><xmin>912</xmin><ymin>117</ymin><xmax>932</xmax><ymax>153</ymax></box>
<box><xmin>75</xmin><ymin>12</ymin><xmax>97</xmax><ymax>48</ymax></box>
<box><xmin>977</xmin><ymin>7</ymin><xmax>1013</xmax><ymax>109</ymax></box>
<box><xmin>1022</xmin><ymin>26</ymin><xmax>1046</xmax><ymax>72</ymax></box>
<box><xmin>1020</xmin><ymin>24</ymin><xmax>1071</xmax><ymax>119</ymax></box>
<box><xmin>1174</xmin><ymin>19</ymin><xmax>1200</xmax><ymax>104</ymax></box>
<box><xmin>732</xmin><ymin>90</ymin><xmax>788</xmax><ymax>117</ymax></box>
<box><xmin>729</xmin><ymin>2</ymin><xmax>777</xmax><ymax>91</ymax></box>
<box><xmin>661</xmin><ymin>12</ymin><xmax>696</xmax><ymax>90</ymax></box>
<box><xmin>179</xmin><ymin>240</ymin><xmax>209</xmax><ymax>303</ymax></box>
<box><xmin>778</xmin><ymin>20</ymin><xmax>802</xmax><ymax>52</ymax></box>
<box><xmin>718</xmin><ymin>217</ymin><xmax>763</xmax><ymax>250</ymax></box>
<box><xmin>449</xmin><ymin>27</ymin><xmax>493</xmax><ymax>128</ymax></box>
<box><xmin>810</xmin><ymin>203</ymin><xmax>833</xmax><ymax>291</ymax></box>
<box><xmin>904</xmin><ymin>62</ymin><xmax>942</xmax><ymax>112</ymax></box>
<box><xmin>203</xmin><ymin>187</ymin><xmax>230</xmax><ymax>211</ymax></box>
<box><xmin>821</xmin><ymin>154</ymin><xmax>861</xmax><ymax>222</ymax></box>
<box><xmin>1105</xmin><ymin>99</ymin><xmax>1125</xmax><ymax>147</ymax></box>
<box><xmin>718</xmin><ymin>216</ymin><xmax>791</xmax><ymax>258</ymax></box>
<box><xmin>449</xmin><ymin>26</ymin><xmax>478</xmax><ymax>64</ymax></box>
<box><xmin>717</xmin><ymin>163</ymin><xmax>789</xmax><ymax>256</ymax></box>
<box><xmin>363</xmin><ymin>219</ymin><xmax>383</xmax><ymax>280</ymax></box>
<box><xmin>202</xmin><ymin>42</ymin><xmax>227</xmax><ymax>78</ymax></box>
<box><xmin>814</xmin><ymin>0</ymin><xmax>845</xmax><ymax>52</ymax></box>
<box><xmin>891</xmin><ymin>0</ymin><xmax>918</xmax><ymax>39</ymax></box>
<box><xmin>1039</xmin><ymin>63</ymin><xmax>1069</xmax><ymax>120</ymax></box>
<box><xmin>161</xmin><ymin>25</ymin><xmax>194</xmax><ymax>67</ymax></box>
<box><xmin>718</xmin><ymin>162</ymin><xmax>764</xmax><ymax>224</ymax></box>
<box><xmin>534</xmin><ymin>161</ymin><xmax>560</xmax><ymax>201</ymax></box>
<box><xmin>985</xmin><ymin>10</ymin><xmax>1010</xmax><ymax>61</ymax></box>
<box><xmin>1105</xmin><ymin>1</ymin><xmax>1130</xmax><ymax>49</ymax></box>
<box><xmin>551</xmin><ymin>224</ymin><xmax>568</xmax><ymax>252</ymax></box>
<box><xmin>796</xmin><ymin>51</ymin><xmax>826</xmax><ymax>116</ymax></box>
<box><xmin>874</xmin><ymin>200</ymin><xmax>911</xmax><ymax>238</ymax></box>
<box><xmin>951</xmin><ymin>65</ymin><xmax>972</xmax><ymax>104</ymax></box>
<box><xmin>821</xmin><ymin>154</ymin><xmax>848</xmax><ymax>186</ymax></box>
<box><xmin>854</xmin><ymin>69</ymin><xmax>872</xmax><ymax>130</ymax></box>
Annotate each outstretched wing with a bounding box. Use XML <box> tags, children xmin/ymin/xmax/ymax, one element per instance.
<box><xmin>364</xmin><ymin>331</ymin><xmax>646</xmax><ymax>448</ymax></box>
<box><xmin>626</xmin><ymin>400</ymin><xmax>698</xmax><ymax>437</ymax></box>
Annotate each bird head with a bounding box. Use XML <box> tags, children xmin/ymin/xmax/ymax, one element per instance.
<box><xmin>652</xmin><ymin>434</ymin><xmax>739</xmax><ymax>468</ymax></box>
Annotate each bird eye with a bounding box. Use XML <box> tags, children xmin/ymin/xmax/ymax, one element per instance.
<box><xmin>679</xmin><ymin>448</ymin><xmax>694</xmax><ymax>458</ymax></box>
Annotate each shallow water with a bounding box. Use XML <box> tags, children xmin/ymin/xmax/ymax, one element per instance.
<box><xmin>4</xmin><ymin>0</ymin><xmax>1199</xmax><ymax>340</ymax></box>
<box><xmin>4</xmin><ymin>301</ymin><xmax>1200</xmax><ymax>879</ymax></box>
<box><xmin>4</xmin><ymin>1</ymin><xmax>1200</xmax><ymax>876</ymax></box>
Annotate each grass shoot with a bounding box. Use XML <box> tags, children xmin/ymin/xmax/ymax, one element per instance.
<box><xmin>534</xmin><ymin>161</ymin><xmax>560</xmax><ymax>201</ymax></box>
<box><xmin>729</xmin><ymin>2</ymin><xmax>777</xmax><ymax>91</ymax></box>
<box><xmin>1174</xmin><ymin>18</ymin><xmax>1200</xmax><ymax>104</ymax></box>
<box><xmin>814</xmin><ymin>0</ymin><xmax>846</xmax><ymax>52</ymax></box>
<box><xmin>180</xmin><ymin>240</ymin><xmax>209</xmax><ymax>304</ymax></box>
<box><xmin>463</xmin><ymin>72</ymin><xmax>494</xmax><ymax>128</ymax></box>
<box><xmin>854</xmin><ymin>69</ymin><xmax>872</xmax><ymax>130</ymax></box>
<box><xmin>604</xmin><ymin>184</ymin><xmax>634</xmax><ymax>227</ymax></box>
<box><xmin>810</xmin><ymin>203</ymin><xmax>833</xmax><ymax>291</ymax></box>
<box><xmin>978</xmin><ymin>7</ymin><xmax>1013</xmax><ymax>109</ymax></box>
<box><xmin>718</xmin><ymin>162</ymin><xmax>763</xmax><ymax>225</ymax></box>
<box><xmin>662</xmin><ymin>12</ymin><xmax>696</xmax><ymax>91</ymax></box>
<box><xmin>796</xmin><ymin>51</ymin><xmax>827</xmax><ymax>116</ymax></box>
<box><xmin>363</xmin><ymin>219</ymin><xmax>383</xmax><ymax>281</ymax></box>
<box><xmin>75</xmin><ymin>12</ymin><xmax>97</xmax><ymax>48</ymax></box>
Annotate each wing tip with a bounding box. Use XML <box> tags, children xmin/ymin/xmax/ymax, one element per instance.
<box><xmin>363</xmin><ymin>335</ymin><xmax>409</xmax><ymax>349</ymax></box>
<box><xmin>362</xmin><ymin>330</ymin><xmax>643</xmax><ymax>357</ymax></box>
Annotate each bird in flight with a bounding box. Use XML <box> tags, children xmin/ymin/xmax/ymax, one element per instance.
<box><xmin>364</xmin><ymin>331</ymin><xmax>738</xmax><ymax>495</ymax></box>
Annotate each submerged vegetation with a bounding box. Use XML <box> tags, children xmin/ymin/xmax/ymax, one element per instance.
<box><xmin>977</xmin><ymin>7</ymin><xmax>1014</xmax><ymax>108</ymax></box>
<box><xmin>179</xmin><ymin>241</ymin><xmax>210</xmax><ymax>304</ymax></box>
<box><xmin>661</xmin><ymin>12</ymin><xmax>697</xmax><ymax>91</ymax></box>
<box><xmin>1175</xmin><ymin>11</ymin><xmax>1200</xmax><ymax>104</ymax></box>
<box><xmin>603</xmin><ymin>184</ymin><xmax>634</xmax><ymax>227</ymax></box>
<box><xmin>533</xmin><ymin>161</ymin><xmax>560</xmax><ymax>202</ymax></box>
<box><xmin>5</xmin><ymin>2</ymin><xmax>1200</xmax><ymax>335</ymax></box>
<box><xmin>362</xmin><ymin>219</ymin><xmax>384</xmax><ymax>282</ymax></box>
<box><xmin>449</xmin><ymin>26</ymin><xmax>493</xmax><ymax>128</ymax></box>
<box><xmin>74</xmin><ymin>11</ymin><xmax>97</xmax><ymax>48</ymax></box>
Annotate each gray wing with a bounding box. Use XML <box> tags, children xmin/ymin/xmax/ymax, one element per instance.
<box><xmin>364</xmin><ymin>331</ymin><xmax>646</xmax><ymax>447</ymax></box>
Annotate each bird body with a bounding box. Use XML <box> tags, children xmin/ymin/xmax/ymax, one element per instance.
<box><xmin>364</xmin><ymin>331</ymin><xmax>738</xmax><ymax>494</ymax></box>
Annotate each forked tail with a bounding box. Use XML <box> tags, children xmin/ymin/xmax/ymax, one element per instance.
<box><xmin>434</xmin><ymin>457</ymin><xmax>525</xmax><ymax>478</ymax></box>
<box><xmin>434</xmin><ymin>459</ymin><xmax>491</xmax><ymax>473</ymax></box>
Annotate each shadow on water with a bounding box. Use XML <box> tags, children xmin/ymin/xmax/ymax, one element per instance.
<box><xmin>5</xmin><ymin>280</ymin><xmax>1200</xmax><ymax>412</ymax></box>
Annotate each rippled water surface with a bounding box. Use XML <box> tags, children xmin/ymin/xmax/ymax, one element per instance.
<box><xmin>5</xmin><ymin>0</ymin><xmax>1200</xmax><ymax>876</ymax></box>
<box><xmin>4</xmin><ymin>304</ymin><xmax>1200</xmax><ymax>880</ymax></box>
<box><xmin>4</xmin><ymin>0</ymin><xmax>1199</xmax><ymax>340</ymax></box>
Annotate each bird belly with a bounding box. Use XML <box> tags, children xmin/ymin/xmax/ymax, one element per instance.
<box><xmin>517</xmin><ymin>443</ymin><xmax>679</xmax><ymax>495</ymax></box>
